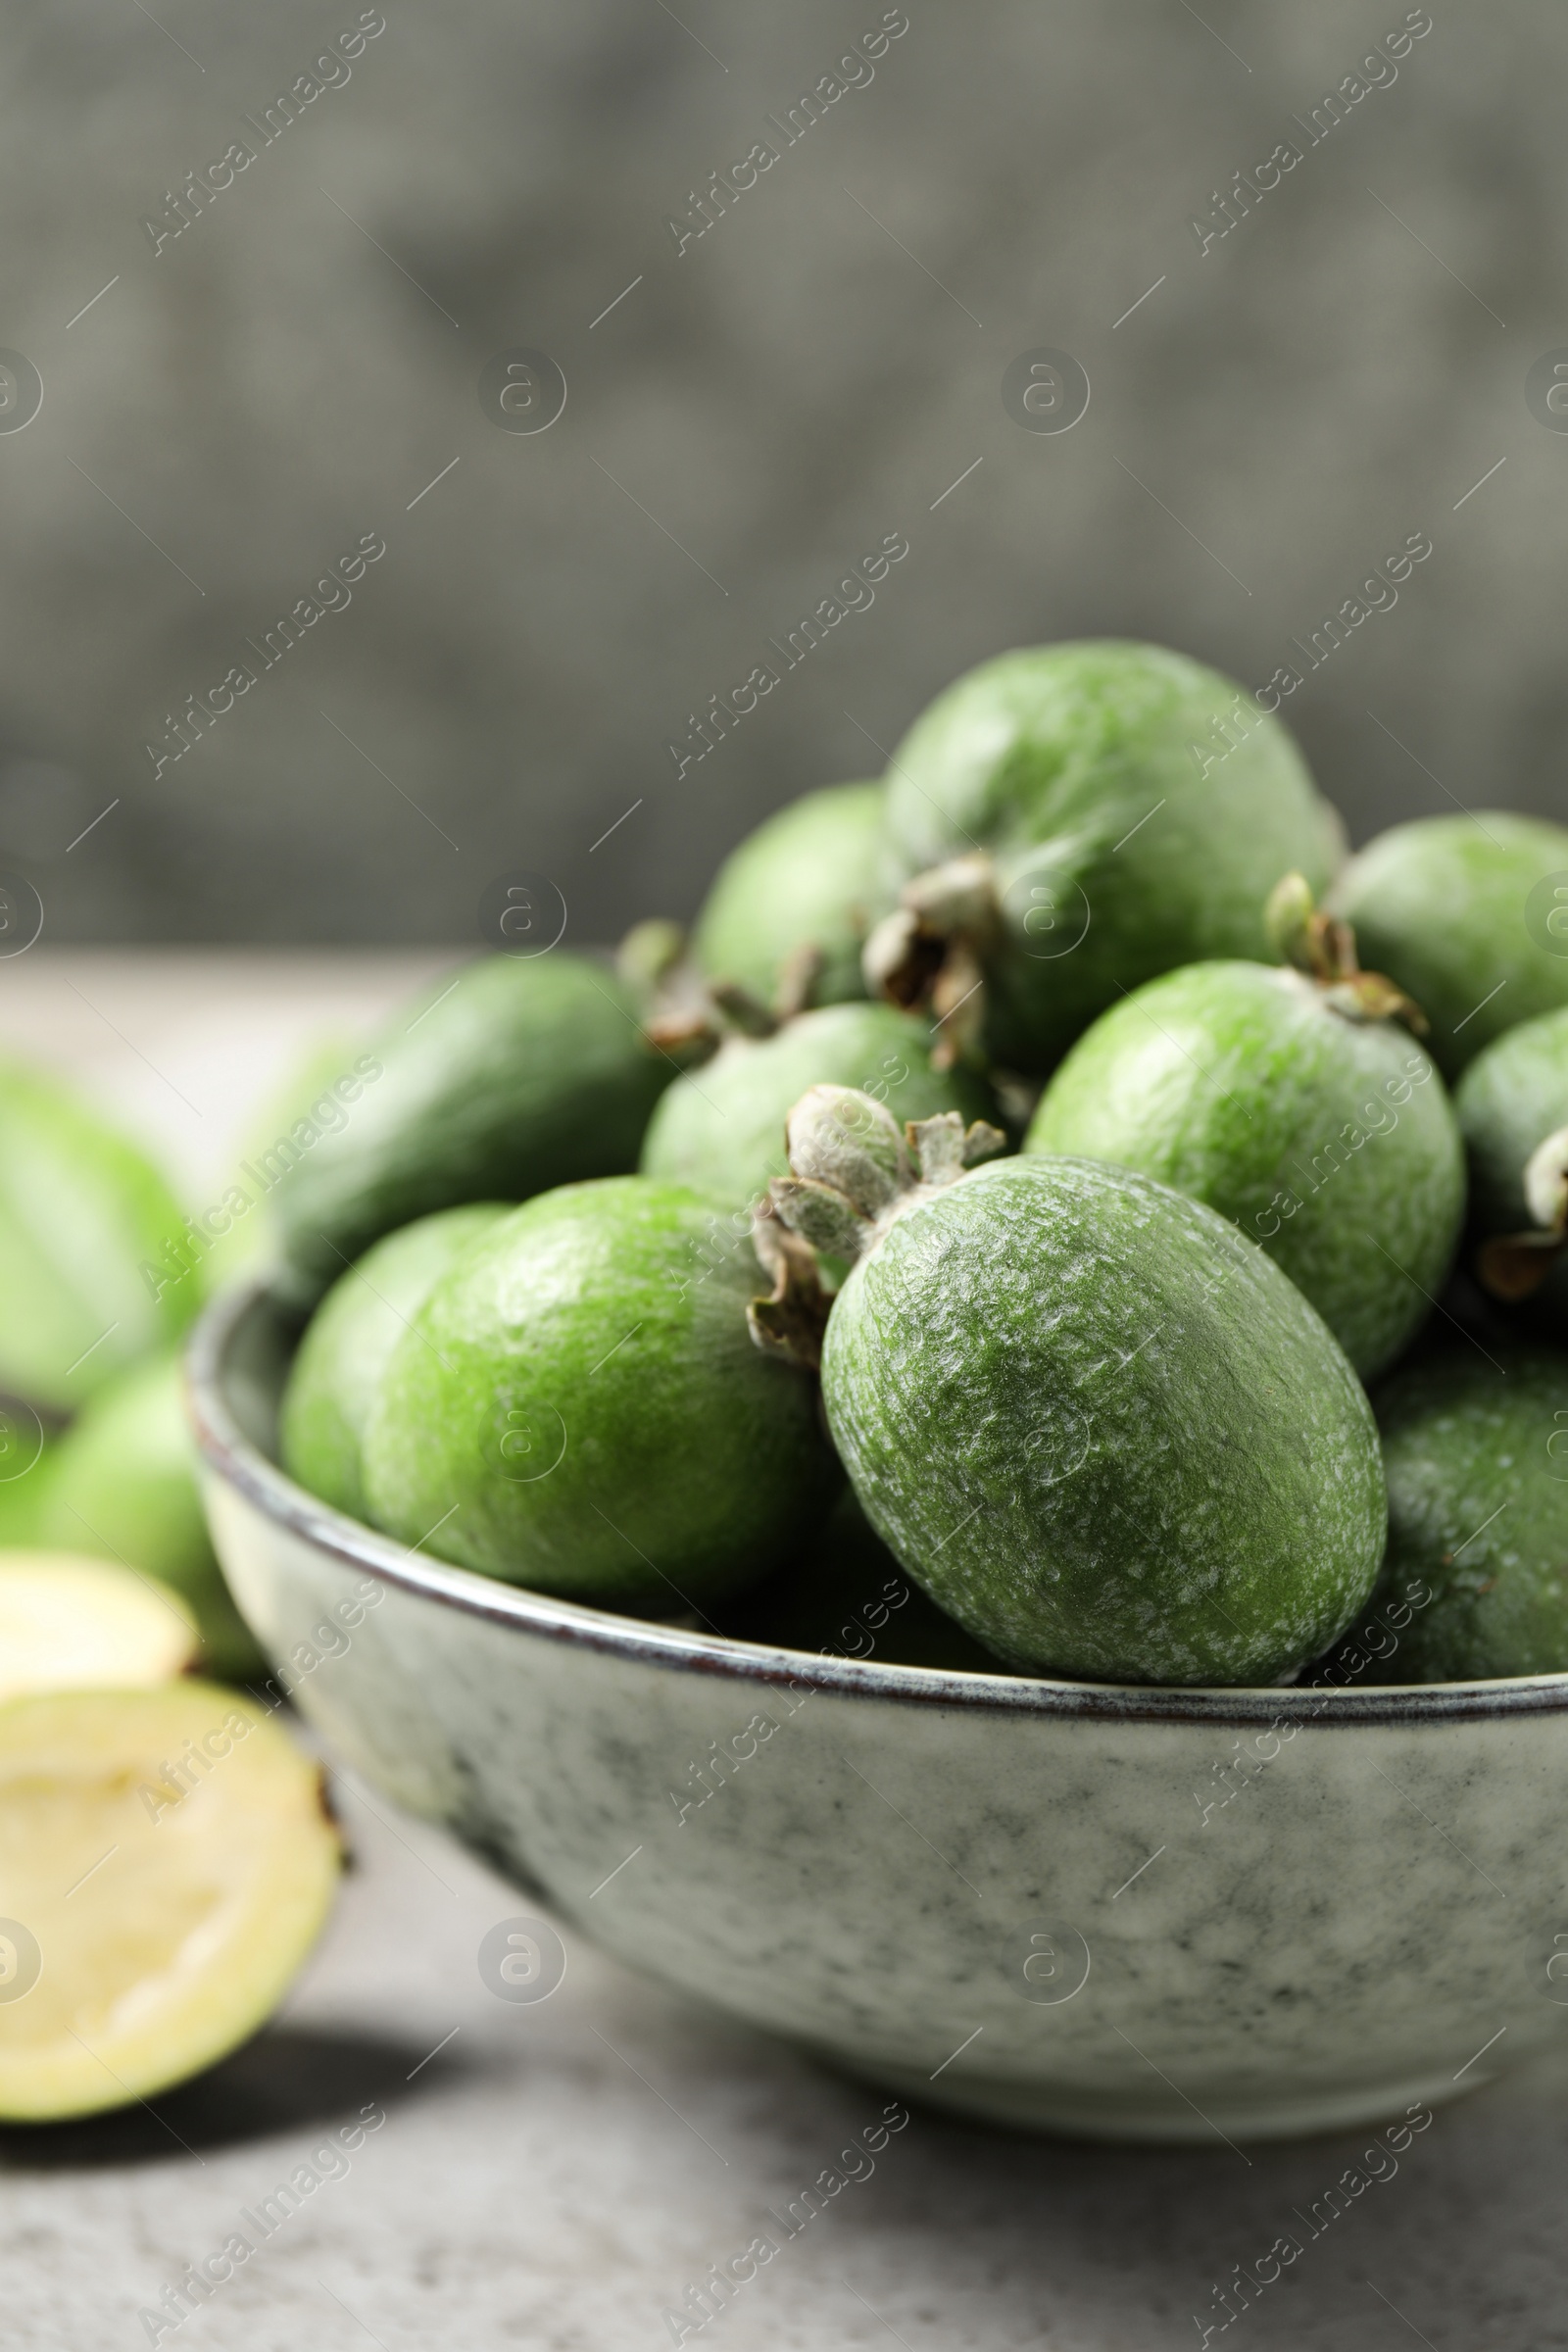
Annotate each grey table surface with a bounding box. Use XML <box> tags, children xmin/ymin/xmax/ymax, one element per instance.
<box><xmin>1</xmin><ymin>954</ymin><xmax>1564</xmax><ymax>2352</ymax></box>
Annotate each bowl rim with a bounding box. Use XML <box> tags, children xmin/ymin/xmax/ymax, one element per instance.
<box><xmin>187</xmin><ymin>1277</ymin><xmax>1568</xmax><ymax>1730</ymax></box>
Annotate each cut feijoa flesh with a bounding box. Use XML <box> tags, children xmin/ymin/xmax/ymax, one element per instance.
<box><xmin>0</xmin><ymin>1683</ymin><xmax>341</xmax><ymax>2121</ymax></box>
<box><xmin>0</xmin><ymin>1552</ymin><xmax>197</xmax><ymax>1704</ymax></box>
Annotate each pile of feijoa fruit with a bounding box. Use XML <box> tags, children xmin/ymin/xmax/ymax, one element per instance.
<box><xmin>270</xmin><ymin>638</ymin><xmax>1568</xmax><ymax>1693</ymax></box>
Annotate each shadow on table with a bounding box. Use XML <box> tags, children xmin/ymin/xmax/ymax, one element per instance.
<box><xmin>0</xmin><ymin>2022</ymin><xmax>468</xmax><ymax>2172</ymax></box>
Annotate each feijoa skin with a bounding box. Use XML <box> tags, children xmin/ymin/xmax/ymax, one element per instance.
<box><xmin>871</xmin><ymin>643</ymin><xmax>1345</xmax><ymax>1072</ymax></box>
<box><xmin>363</xmin><ymin>1177</ymin><xmax>838</xmax><ymax>1606</ymax></box>
<box><xmin>274</xmin><ymin>955</ymin><xmax>670</xmax><ymax>1304</ymax></box>
<box><xmin>0</xmin><ymin>1054</ymin><xmax>196</xmax><ymax>1410</ymax></box>
<box><xmin>693</xmin><ymin>782</ymin><xmax>884</xmax><ymax>1008</ymax></box>
<box><xmin>781</xmin><ymin>1097</ymin><xmax>1385</xmax><ymax>1684</ymax></box>
<box><xmin>1328</xmin><ymin>813</ymin><xmax>1568</xmax><ymax>1078</ymax></box>
<box><xmin>640</xmin><ymin>1003</ymin><xmax>999</xmax><ymax>1214</ymax></box>
<box><xmin>0</xmin><ymin>1435</ymin><xmax>54</xmax><ymax>1547</ymax></box>
<box><xmin>1027</xmin><ymin>961</ymin><xmax>1464</xmax><ymax>1378</ymax></box>
<box><xmin>42</xmin><ymin>1352</ymin><xmax>263</xmax><ymax>1680</ymax></box>
<box><xmin>1344</xmin><ymin>1344</ymin><xmax>1568</xmax><ymax>1682</ymax></box>
<box><xmin>280</xmin><ymin>1204</ymin><xmax>507</xmax><ymax>1521</ymax></box>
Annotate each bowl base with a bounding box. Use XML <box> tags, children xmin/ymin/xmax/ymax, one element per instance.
<box><xmin>840</xmin><ymin>2054</ymin><xmax>1491</xmax><ymax>2145</ymax></box>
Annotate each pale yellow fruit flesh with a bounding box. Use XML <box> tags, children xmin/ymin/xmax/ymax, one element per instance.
<box><xmin>0</xmin><ymin>1550</ymin><xmax>198</xmax><ymax>1704</ymax></box>
<box><xmin>0</xmin><ymin>1683</ymin><xmax>342</xmax><ymax>2121</ymax></box>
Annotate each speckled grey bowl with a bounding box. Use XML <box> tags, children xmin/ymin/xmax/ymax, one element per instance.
<box><xmin>190</xmin><ymin>1280</ymin><xmax>1568</xmax><ymax>2145</ymax></box>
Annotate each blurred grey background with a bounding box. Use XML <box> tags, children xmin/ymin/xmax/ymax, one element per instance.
<box><xmin>0</xmin><ymin>0</ymin><xmax>1555</xmax><ymax>944</ymax></box>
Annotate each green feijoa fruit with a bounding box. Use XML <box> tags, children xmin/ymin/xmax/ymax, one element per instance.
<box><xmin>1328</xmin><ymin>812</ymin><xmax>1568</xmax><ymax>1079</ymax></box>
<box><xmin>42</xmin><ymin>1352</ymin><xmax>263</xmax><ymax>1679</ymax></box>
<box><xmin>273</xmin><ymin>955</ymin><xmax>671</xmax><ymax>1305</ymax></box>
<box><xmin>1453</xmin><ymin>1005</ymin><xmax>1568</xmax><ymax>1324</ymax></box>
<box><xmin>1027</xmin><ymin>961</ymin><xmax>1463</xmax><ymax>1379</ymax></box>
<box><xmin>193</xmin><ymin>1030</ymin><xmax>364</xmax><ymax>1301</ymax></box>
<box><xmin>772</xmin><ymin>1089</ymin><xmax>1385</xmax><ymax>1685</ymax></box>
<box><xmin>0</xmin><ymin>1433</ymin><xmax>55</xmax><ymax>1548</ymax></box>
<box><xmin>280</xmin><ymin>1203</ymin><xmax>508</xmax><ymax>1521</ymax></box>
<box><xmin>693</xmin><ymin>782</ymin><xmax>885</xmax><ymax>1009</ymax></box>
<box><xmin>868</xmin><ymin>642</ymin><xmax>1345</xmax><ymax>1073</ymax></box>
<box><xmin>1337</xmin><ymin>1343</ymin><xmax>1568</xmax><ymax>1682</ymax></box>
<box><xmin>362</xmin><ymin>1177</ymin><xmax>839</xmax><ymax>1606</ymax></box>
<box><xmin>0</xmin><ymin>1055</ymin><xmax>196</xmax><ymax>1411</ymax></box>
<box><xmin>640</xmin><ymin>1002</ymin><xmax>1000</xmax><ymax>1216</ymax></box>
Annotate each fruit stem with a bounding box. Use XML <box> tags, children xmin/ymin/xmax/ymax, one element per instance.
<box><xmin>862</xmin><ymin>854</ymin><xmax>1001</xmax><ymax>1069</ymax></box>
<box><xmin>762</xmin><ymin>1086</ymin><xmax>1006</xmax><ymax>1265</ymax></box>
<box><xmin>707</xmin><ymin>982</ymin><xmax>779</xmax><ymax>1038</ymax></box>
<box><xmin>644</xmin><ymin>977</ymin><xmax>780</xmax><ymax>1062</ymax></box>
<box><xmin>1265</xmin><ymin>872</ymin><xmax>1430</xmax><ymax>1036</ymax></box>
<box><xmin>616</xmin><ymin>917</ymin><xmax>686</xmax><ymax>1002</ymax></box>
<box><xmin>772</xmin><ymin>942</ymin><xmax>824</xmax><ymax>1022</ymax></box>
<box><xmin>624</xmin><ymin>923</ymin><xmax>734</xmax><ymax>1066</ymax></box>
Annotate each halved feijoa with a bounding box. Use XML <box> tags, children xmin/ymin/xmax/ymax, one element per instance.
<box><xmin>0</xmin><ymin>1682</ymin><xmax>341</xmax><ymax>2121</ymax></box>
<box><xmin>0</xmin><ymin>1552</ymin><xmax>197</xmax><ymax>1704</ymax></box>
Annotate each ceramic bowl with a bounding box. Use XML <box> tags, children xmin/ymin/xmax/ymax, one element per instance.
<box><xmin>189</xmin><ymin>1279</ymin><xmax>1568</xmax><ymax>2145</ymax></box>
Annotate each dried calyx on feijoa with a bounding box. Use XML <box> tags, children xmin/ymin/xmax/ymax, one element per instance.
<box><xmin>362</xmin><ymin>1176</ymin><xmax>840</xmax><ymax>1608</ymax></box>
<box><xmin>1453</xmin><ymin>1005</ymin><xmax>1568</xmax><ymax>1326</ymax></box>
<box><xmin>864</xmin><ymin>642</ymin><xmax>1346</xmax><ymax>1073</ymax></box>
<box><xmin>1327</xmin><ymin>811</ymin><xmax>1568</xmax><ymax>1079</ymax></box>
<box><xmin>0</xmin><ymin>1683</ymin><xmax>340</xmax><ymax>2122</ymax></box>
<box><xmin>640</xmin><ymin>998</ymin><xmax>1000</xmax><ymax>1216</ymax></box>
<box><xmin>1025</xmin><ymin>875</ymin><xmax>1465</xmax><ymax>1378</ymax></box>
<box><xmin>756</xmin><ymin>1086</ymin><xmax>1386</xmax><ymax>1685</ymax></box>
